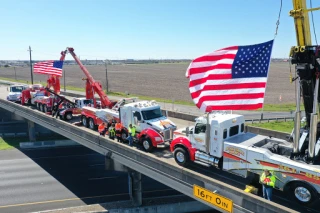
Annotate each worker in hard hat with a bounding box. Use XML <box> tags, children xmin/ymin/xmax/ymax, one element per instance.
<box><xmin>260</xmin><ymin>169</ymin><xmax>276</xmax><ymax>201</ymax></box>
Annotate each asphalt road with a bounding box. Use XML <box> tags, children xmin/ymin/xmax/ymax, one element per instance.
<box><xmin>0</xmin><ymin>146</ymin><xmax>181</xmax><ymax>213</ymax></box>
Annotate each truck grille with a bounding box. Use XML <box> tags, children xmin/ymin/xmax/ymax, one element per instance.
<box><xmin>163</xmin><ymin>127</ymin><xmax>177</xmax><ymax>141</ymax></box>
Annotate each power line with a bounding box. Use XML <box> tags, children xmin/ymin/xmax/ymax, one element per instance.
<box><xmin>309</xmin><ymin>0</ymin><xmax>318</xmax><ymax>45</ymax></box>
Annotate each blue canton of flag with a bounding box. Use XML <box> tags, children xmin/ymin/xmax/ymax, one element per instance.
<box><xmin>232</xmin><ymin>40</ymin><xmax>273</xmax><ymax>78</ymax></box>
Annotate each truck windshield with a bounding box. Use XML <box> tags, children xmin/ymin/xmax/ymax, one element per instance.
<box><xmin>141</xmin><ymin>108</ymin><xmax>162</xmax><ymax>120</ymax></box>
<box><xmin>10</xmin><ymin>86</ymin><xmax>24</xmax><ymax>92</ymax></box>
<box><xmin>83</xmin><ymin>100</ymin><xmax>93</xmax><ymax>105</ymax></box>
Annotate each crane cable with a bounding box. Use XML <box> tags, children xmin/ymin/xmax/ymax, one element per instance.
<box><xmin>310</xmin><ymin>0</ymin><xmax>318</xmax><ymax>45</ymax></box>
<box><xmin>274</xmin><ymin>0</ymin><xmax>283</xmax><ymax>38</ymax></box>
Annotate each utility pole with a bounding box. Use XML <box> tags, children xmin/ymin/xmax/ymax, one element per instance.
<box><xmin>105</xmin><ymin>59</ymin><xmax>109</xmax><ymax>93</ymax></box>
<box><xmin>14</xmin><ymin>67</ymin><xmax>16</xmax><ymax>80</ymax></box>
<box><xmin>28</xmin><ymin>46</ymin><xmax>34</xmax><ymax>84</ymax></box>
<box><xmin>63</xmin><ymin>68</ymin><xmax>66</xmax><ymax>92</ymax></box>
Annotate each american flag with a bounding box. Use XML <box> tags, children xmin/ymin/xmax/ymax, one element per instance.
<box><xmin>186</xmin><ymin>40</ymin><xmax>274</xmax><ymax>112</ymax></box>
<box><xmin>33</xmin><ymin>60</ymin><xmax>63</xmax><ymax>76</ymax></box>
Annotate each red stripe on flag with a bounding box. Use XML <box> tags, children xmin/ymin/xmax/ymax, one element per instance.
<box><xmin>196</xmin><ymin>103</ymin><xmax>264</xmax><ymax>111</ymax></box>
<box><xmin>188</xmin><ymin>64</ymin><xmax>233</xmax><ymax>75</ymax></box>
<box><xmin>196</xmin><ymin>93</ymin><xmax>265</xmax><ymax>104</ymax></box>
<box><xmin>193</xmin><ymin>54</ymin><xmax>236</xmax><ymax>63</ymax></box>
<box><xmin>189</xmin><ymin>74</ymin><xmax>232</xmax><ymax>87</ymax></box>
<box><xmin>190</xmin><ymin>83</ymin><xmax>267</xmax><ymax>98</ymax></box>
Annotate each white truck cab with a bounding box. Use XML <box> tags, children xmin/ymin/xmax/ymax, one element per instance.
<box><xmin>120</xmin><ymin>100</ymin><xmax>177</xmax><ymax>142</ymax></box>
<box><xmin>7</xmin><ymin>84</ymin><xmax>28</xmax><ymax>102</ymax></box>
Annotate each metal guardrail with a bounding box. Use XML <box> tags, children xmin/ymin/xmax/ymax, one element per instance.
<box><xmin>245</xmin><ymin>117</ymin><xmax>294</xmax><ymax>124</ymax></box>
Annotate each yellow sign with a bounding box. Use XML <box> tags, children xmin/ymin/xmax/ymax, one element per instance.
<box><xmin>193</xmin><ymin>185</ymin><xmax>233</xmax><ymax>213</ymax></box>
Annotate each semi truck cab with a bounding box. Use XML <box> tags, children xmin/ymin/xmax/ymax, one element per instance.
<box><xmin>120</xmin><ymin>100</ymin><xmax>177</xmax><ymax>143</ymax></box>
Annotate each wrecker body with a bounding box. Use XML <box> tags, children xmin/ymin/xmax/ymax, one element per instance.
<box><xmin>82</xmin><ymin>99</ymin><xmax>177</xmax><ymax>152</ymax></box>
<box><xmin>170</xmin><ymin>112</ymin><xmax>320</xmax><ymax>205</ymax></box>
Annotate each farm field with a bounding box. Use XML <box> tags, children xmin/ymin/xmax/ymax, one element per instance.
<box><xmin>0</xmin><ymin>62</ymin><xmax>296</xmax><ymax>105</ymax></box>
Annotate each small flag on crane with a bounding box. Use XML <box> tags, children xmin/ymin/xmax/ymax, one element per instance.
<box><xmin>33</xmin><ymin>60</ymin><xmax>63</xmax><ymax>76</ymax></box>
<box><xmin>186</xmin><ymin>40</ymin><xmax>274</xmax><ymax>112</ymax></box>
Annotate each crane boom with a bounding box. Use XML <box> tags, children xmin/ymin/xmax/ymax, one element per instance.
<box><xmin>66</xmin><ymin>47</ymin><xmax>113</xmax><ymax>109</ymax></box>
<box><xmin>290</xmin><ymin>0</ymin><xmax>320</xmax><ymax>162</ymax></box>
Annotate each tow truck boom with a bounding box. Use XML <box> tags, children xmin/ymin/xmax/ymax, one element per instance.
<box><xmin>66</xmin><ymin>47</ymin><xmax>113</xmax><ymax>109</ymax></box>
<box><xmin>290</xmin><ymin>0</ymin><xmax>320</xmax><ymax>162</ymax></box>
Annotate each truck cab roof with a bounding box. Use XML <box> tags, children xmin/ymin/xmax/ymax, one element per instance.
<box><xmin>196</xmin><ymin>113</ymin><xmax>244</xmax><ymax>124</ymax></box>
<box><xmin>125</xmin><ymin>100</ymin><xmax>159</xmax><ymax>110</ymax></box>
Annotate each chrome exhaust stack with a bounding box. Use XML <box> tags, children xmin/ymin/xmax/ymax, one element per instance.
<box><xmin>308</xmin><ymin>77</ymin><xmax>319</xmax><ymax>161</ymax></box>
<box><xmin>205</xmin><ymin>113</ymin><xmax>210</xmax><ymax>154</ymax></box>
<box><xmin>292</xmin><ymin>76</ymin><xmax>301</xmax><ymax>155</ymax></box>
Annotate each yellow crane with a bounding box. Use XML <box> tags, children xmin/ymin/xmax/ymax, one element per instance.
<box><xmin>289</xmin><ymin>0</ymin><xmax>320</xmax><ymax>162</ymax></box>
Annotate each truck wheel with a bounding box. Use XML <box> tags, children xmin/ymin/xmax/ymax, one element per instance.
<box><xmin>88</xmin><ymin>118</ymin><xmax>96</xmax><ymax>130</ymax></box>
<box><xmin>41</xmin><ymin>104</ymin><xmax>45</xmax><ymax>113</ymax></box>
<box><xmin>44</xmin><ymin>106</ymin><xmax>47</xmax><ymax>113</ymax></box>
<box><xmin>64</xmin><ymin>112</ymin><xmax>73</xmax><ymax>121</ymax></box>
<box><xmin>141</xmin><ymin>137</ymin><xmax>153</xmax><ymax>152</ymax></box>
<box><xmin>37</xmin><ymin>103</ymin><xmax>40</xmax><ymax>110</ymax></box>
<box><xmin>174</xmin><ymin>147</ymin><xmax>189</xmax><ymax>167</ymax></box>
<box><xmin>287</xmin><ymin>181</ymin><xmax>318</xmax><ymax>205</ymax></box>
<box><xmin>121</xmin><ymin>130</ymin><xmax>128</xmax><ymax>142</ymax></box>
<box><xmin>82</xmin><ymin>116</ymin><xmax>88</xmax><ymax>127</ymax></box>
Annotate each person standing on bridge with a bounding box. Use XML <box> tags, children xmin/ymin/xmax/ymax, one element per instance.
<box><xmin>98</xmin><ymin>122</ymin><xmax>107</xmax><ymax>137</ymax></box>
<box><xmin>126</xmin><ymin>124</ymin><xmax>136</xmax><ymax>147</ymax></box>
<box><xmin>115</xmin><ymin>122</ymin><xmax>123</xmax><ymax>142</ymax></box>
<box><xmin>260</xmin><ymin>169</ymin><xmax>276</xmax><ymax>201</ymax></box>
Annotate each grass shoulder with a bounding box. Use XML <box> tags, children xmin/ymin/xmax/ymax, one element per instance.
<box><xmin>0</xmin><ymin>135</ymin><xmax>67</xmax><ymax>150</ymax></box>
<box><xmin>247</xmin><ymin>121</ymin><xmax>296</xmax><ymax>133</ymax></box>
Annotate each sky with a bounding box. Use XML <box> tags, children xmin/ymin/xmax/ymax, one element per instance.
<box><xmin>0</xmin><ymin>0</ymin><xmax>319</xmax><ymax>60</ymax></box>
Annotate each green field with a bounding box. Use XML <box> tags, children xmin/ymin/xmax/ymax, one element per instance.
<box><xmin>0</xmin><ymin>135</ymin><xmax>67</xmax><ymax>150</ymax></box>
<box><xmin>247</xmin><ymin>121</ymin><xmax>298</xmax><ymax>133</ymax></box>
<box><xmin>0</xmin><ymin>77</ymin><xmax>303</xmax><ymax>111</ymax></box>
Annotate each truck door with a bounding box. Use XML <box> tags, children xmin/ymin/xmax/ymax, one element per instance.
<box><xmin>190</xmin><ymin>123</ymin><xmax>206</xmax><ymax>152</ymax></box>
<box><xmin>132</xmin><ymin>111</ymin><xmax>143</xmax><ymax>132</ymax></box>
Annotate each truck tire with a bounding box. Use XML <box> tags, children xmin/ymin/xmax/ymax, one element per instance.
<box><xmin>44</xmin><ymin>105</ymin><xmax>48</xmax><ymax>113</ymax></box>
<box><xmin>64</xmin><ymin>112</ymin><xmax>73</xmax><ymax>121</ymax></box>
<box><xmin>121</xmin><ymin>130</ymin><xmax>128</xmax><ymax>142</ymax></box>
<box><xmin>82</xmin><ymin>116</ymin><xmax>88</xmax><ymax>127</ymax></box>
<box><xmin>141</xmin><ymin>137</ymin><xmax>153</xmax><ymax>152</ymax></box>
<box><xmin>41</xmin><ymin>104</ymin><xmax>45</xmax><ymax>113</ymax></box>
<box><xmin>37</xmin><ymin>103</ymin><xmax>40</xmax><ymax>110</ymax></box>
<box><xmin>88</xmin><ymin>118</ymin><xmax>96</xmax><ymax>130</ymax></box>
<box><xmin>174</xmin><ymin>147</ymin><xmax>189</xmax><ymax>167</ymax></box>
<box><xmin>286</xmin><ymin>181</ymin><xmax>318</xmax><ymax>205</ymax></box>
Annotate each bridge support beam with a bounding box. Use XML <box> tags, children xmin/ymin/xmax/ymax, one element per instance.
<box><xmin>27</xmin><ymin>120</ymin><xmax>36</xmax><ymax>142</ymax></box>
<box><xmin>128</xmin><ymin>169</ymin><xmax>142</xmax><ymax>207</ymax></box>
<box><xmin>105</xmin><ymin>152</ymin><xmax>142</xmax><ymax>207</ymax></box>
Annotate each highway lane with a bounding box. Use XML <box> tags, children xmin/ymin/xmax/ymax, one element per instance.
<box><xmin>0</xmin><ymin>146</ymin><xmax>181</xmax><ymax>213</ymax></box>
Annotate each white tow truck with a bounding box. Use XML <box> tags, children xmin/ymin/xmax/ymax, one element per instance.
<box><xmin>81</xmin><ymin>99</ymin><xmax>177</xmax><ymax>152</ymax></box>
<box><xmin>170</xmin><ymin>112</ymin><xmax>320</xmax><ymax>205</ymax></box>
<box><xmin>6</xmin><ymin>84</ymin><xmax>28</xmax><ymax>102</ymax></box>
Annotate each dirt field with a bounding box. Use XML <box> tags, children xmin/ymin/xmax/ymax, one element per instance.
<box><xmin>0</xmin><ymin>62</ymin><xmax>296</xmax><ymax>104</ymax></box>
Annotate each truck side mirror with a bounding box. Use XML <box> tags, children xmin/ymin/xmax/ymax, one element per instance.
<box><xmin>186</xmin><ymin>127</ymin><xmax>190</xmax><ymax>136</ymax></box>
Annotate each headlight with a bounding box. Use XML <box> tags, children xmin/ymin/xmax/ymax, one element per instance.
<box><xmin>155</xmin><ymin>137</ymin><xmax>162</xmax><ymax>142</ymax></box>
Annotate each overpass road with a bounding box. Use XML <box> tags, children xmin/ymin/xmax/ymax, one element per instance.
<box><xmin>0</xmin><ymin>146</ymin><xmax>183</xmax><ymax>213</ymax></box>
<box><xmin>0</xmin><ymin>86</ymin><xmax>318</xmax><ymax>213</ymax></box>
